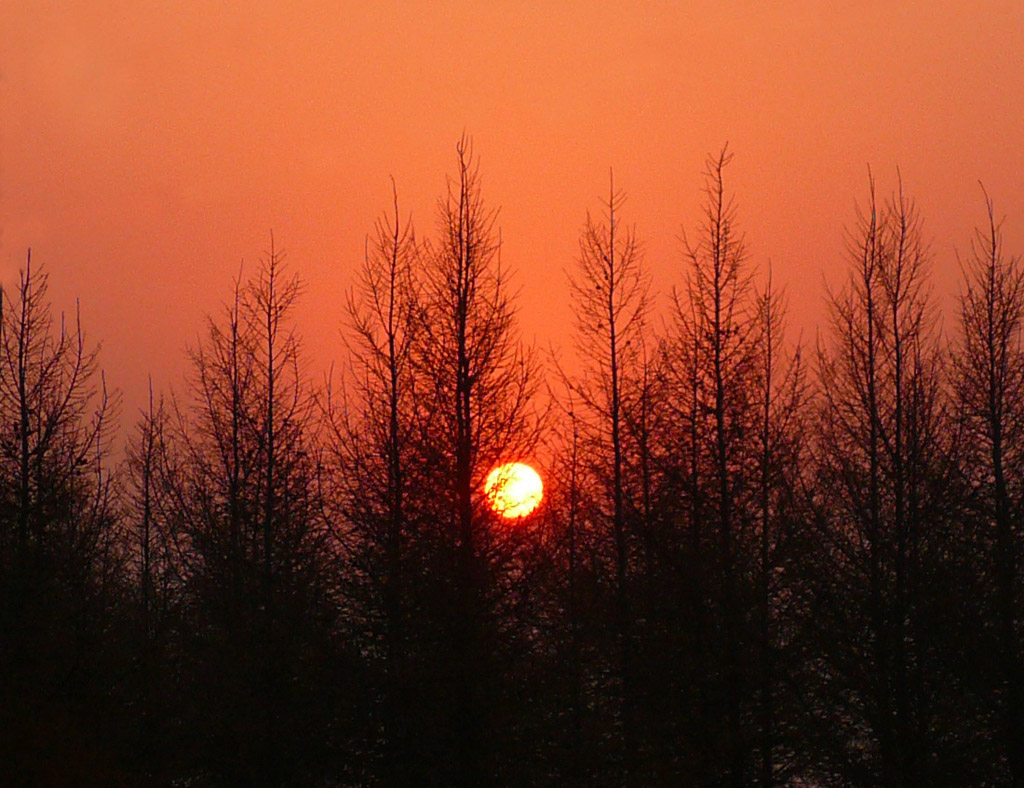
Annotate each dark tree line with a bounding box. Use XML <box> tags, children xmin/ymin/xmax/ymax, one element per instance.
<box><xmin>1</xmin><ymin>141</ymin><xmax>1022</xmax><ymax>786</ymax></box>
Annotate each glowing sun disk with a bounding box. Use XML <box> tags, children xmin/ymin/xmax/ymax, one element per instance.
<box><xmin>485</xmin><ymin>462</ymin><xmax>543</xmax><ymax>518</ymax></box>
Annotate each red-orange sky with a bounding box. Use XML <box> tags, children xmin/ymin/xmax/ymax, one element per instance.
<box><xmin>3</xmin><ymin>1</ymin><xmax>1023</xmax><ymax>427</ymax></box>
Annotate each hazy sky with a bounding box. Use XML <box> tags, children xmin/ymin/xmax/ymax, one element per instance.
<box><xmin>3</xmin><ymin>1</ymin><xmax>1023</xmax><ymax>425</ymax></box>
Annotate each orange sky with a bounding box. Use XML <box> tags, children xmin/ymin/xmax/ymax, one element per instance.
<box><xmin>3</xmin><ymin>1</ymin><xmax>1023</xmax><ymax>427</ymax></box>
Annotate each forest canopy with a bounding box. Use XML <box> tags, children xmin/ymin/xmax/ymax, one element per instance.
<box><xmin>1</xmin><ymin>141</ymin><xmax>1022</xmax><ymax>787</ymax></box>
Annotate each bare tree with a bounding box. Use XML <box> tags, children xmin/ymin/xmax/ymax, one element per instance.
<box><xmin>124</xmin><ymin>380</ymin><xmax>177</xmax><ymax>644</ymax></box>
<box><xmin>416</xmin><ymin>136</ymin><xmax>542</xmax><ymax>786</ymax></box>
<box><xmin>751</xmin><ymin>266</ymin><xmax>808</xmax><ymax>786</ymax></box>
<box><xmin>817</xmin><ymin>174</ymin><xmax>955</xmax><ymax>785</ymax></box>
<box><xmin>0</xmin><ymin>254</ymin><xmax>115</xmax><ymax>568</ymax></box>
<box><xmin>659</xmin><ymin>282</ymin><xmax>713</xmax><ymax>776</ymax></box>
<box><xmin>166</xmin><ymin>243</ymin><xmax>332</xmax><ymax>785</ymax></box>
<box><xmin>952</xmin><ymin>188</ymin><xmax>1024</xmax><ymax>784</ymax></box>
<box><xmin>120</xmin><ymin>378</ymin><xmax>184</xmax><ymax>780</ymax></box>
<box><xmin>565</xmin><ymin>171</ymin><xmax>650</xmax><ymax>776</ymax></box>
<box><xmin>677</xmin><ymin>146</ymin><xmax>761</xmax><ymax>785</ymax></box>
<box><xmin>325</xmin><ymin>180</ymin><xmax>427</xmax><ymax>784</ymax></box>
<box><xmin>0</xmin><ymin>253</ymin><xmax>119</xmax><ymax>782</ymax></box>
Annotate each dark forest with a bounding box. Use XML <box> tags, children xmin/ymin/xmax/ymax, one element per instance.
<box><xmin>2</xmin><ymin>140</ymin><xmax>1023</xmax><ymax>787</ymax></box>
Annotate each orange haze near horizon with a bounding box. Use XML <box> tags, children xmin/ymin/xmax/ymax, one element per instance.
<box><xmin>2</xmin><ymin>1</ymin><xmax>1023</xmax><ymax>433</ymax></box>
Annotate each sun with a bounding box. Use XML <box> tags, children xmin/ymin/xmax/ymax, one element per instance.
<box><xmin>485</xmin><ymin>462</ymin><xmax>543</xmax><ymax>519</ymax></box>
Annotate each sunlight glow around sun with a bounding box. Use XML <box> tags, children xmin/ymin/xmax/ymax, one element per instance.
<box><xmin>485</xmin><ymin>462</ymin><xmax>543</xmax><ymax>519</ymax></box>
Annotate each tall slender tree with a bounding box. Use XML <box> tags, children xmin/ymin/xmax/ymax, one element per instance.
<box><xmin>121</xmin><ymin>379</ymin><xmax>181</xmax><ymax>780</ymax></box>
<box><xmin>816</xmin><ymin>174</ymin><xmax>957</xmax><ymax>785</ymax></box>
<box><xmin>952</xmin><ymin>189</ymin><xmax>1024</xmax><ymax>784</ymax></box>
<box><xmin>0</xmin><ymin>254</ymin><xmax>120</xmax><ymax>782</ymax></box>
<box><xmin>750</xmin><ymin>266</ymin><xmax>808</xmax><ymax>786</ymax></box>
<box><xmin>565</xmin><ymin>172</ymin><xmax>650</xmax><ymax>778</ymax></box>
<box><xmin>675</xmin><ymin>146</ymin><xmax>762</xmax><ymax>785</ymax></box>
<box><xmin>416</xmin><ymin>136</ymin><xmax>542</xmax><ymax>786</ymax></box>
<box><xmin>166</xmin><ymin>244</ymin><xmax>334</xmax><ymax>785</ymax></box>
<box><xmin>326</xmin><ymin>180</ymin><xmax>427</xmax><ymax>784</ymax></box>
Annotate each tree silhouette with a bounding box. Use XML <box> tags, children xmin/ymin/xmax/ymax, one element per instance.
<box><xmin>0</xmin><ymin>254</ymin><xmax>121</xmax><ymax>783</ymax></box>
<box><xmin>952</xmin><ymin>188</ymin><xmax>1024</xmax><ymax>784</ymax></box>
<box><xmin>816</xmin><ymin>174</ymin><xmax>967</xmax><ymax>784</ymax></box>
<box><xmin>325</xmin><ymin>180</ymin><xmax>429</xmax><ymax>783</ymax></box>
<box><xmin>164</xmin><ymin>244</ymin><xmax>335</xmax><ymax>785</ymax></box>
<box><xmin>121</xmin><ymin>380</ymin><xmax>182</xmax><ymax>780</ymax></box>
<box><xmin>668</xmin><ymin>147</ymin><xmax>764</xmax><ymax>784</ymax></box>
<box><xmin>8</xmin><ymin>142</ymin><xmax>1024</xmax><ymax>785</ymax></box>
<box><xmin>415</xmin><ymin>135</ymin><xmax>543</xmax><ymax>785</ymax></box>
<box><xmin>564</xmin><ymin>172</ymin><xmax>651</xmax><ymax>779</ymax></box>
